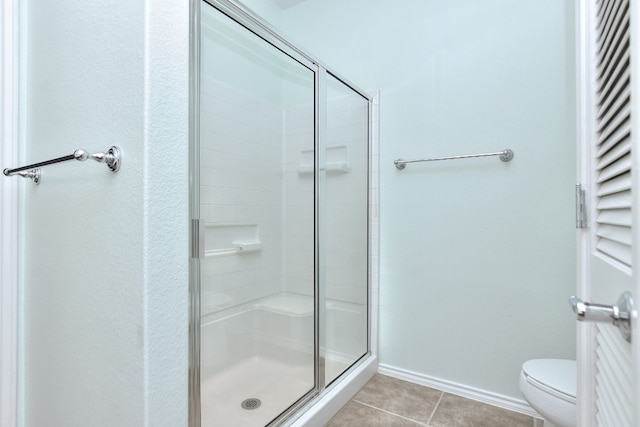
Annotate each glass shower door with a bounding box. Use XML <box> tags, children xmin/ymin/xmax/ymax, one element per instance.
<box><xmin>197</xmin><ymin>3</ymin><xmax>316</xmax><ymax>426</ymax></box>
<box><xmin>323</xmin><ymin>74</ymin><xmax>370</xmax><ymax>385</ymax></box>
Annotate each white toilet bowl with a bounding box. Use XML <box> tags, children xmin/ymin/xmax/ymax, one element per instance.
<box><xmin>519</xmin><ymin>359</ymin><xmax>576</xmax><ymax>427</ymax></box>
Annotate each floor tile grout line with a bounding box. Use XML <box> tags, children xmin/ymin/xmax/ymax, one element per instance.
<box><xmin>351</xmin><ymin>399</ymin><xmax>428</xmax><ymax>426</ymax></box>
<box><xmin>334</xmin><ymin>374</ymin><xmax>536</xmax><ymax>427</ymax></box>
<box><xmin>425</xmin><ymin>391</ymin><xmax>445</xmax><ymax>426</ymax></box>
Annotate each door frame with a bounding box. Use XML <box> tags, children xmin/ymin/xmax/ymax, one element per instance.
<box><xmin>1</xmin><ymin>0</ymin><xmax>19</xmax><ymax>426</ymax></box>
<box><xmin>575</xmin><ymin>0</ymin><xmax>597</xmax><ymax>424</ymax></box>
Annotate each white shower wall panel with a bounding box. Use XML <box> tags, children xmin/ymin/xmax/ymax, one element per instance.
<box><xmin>281</xmin><ymin>96</ymin><xmax>369</xmax><ymax>304</ymax></box>
<box><xmin>283</xmin><ymin>103</ymin><xmax>316</xmax><ymax>297</ymax></box>
<box><xmin>200</xmin><ymin>77</ymin><xmax>285</xmax><ymax>312</ymax></box>
<box><xmin>325</xmin><ymin>96</ymin><xmax>369</xmax><ymax>305</ymax></box>
<box><xmin>199</xmin><ymin>5</ymin><xmax>370</xmax><ymax>317</ymax></box>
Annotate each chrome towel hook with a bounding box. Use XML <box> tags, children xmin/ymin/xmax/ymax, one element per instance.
<box><xmin>3</xmin><ymin>146</ymin><xmax>121</xmax><ymax>185</ymax></box>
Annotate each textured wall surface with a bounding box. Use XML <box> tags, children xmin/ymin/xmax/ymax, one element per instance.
<box><xmin>21</xmin><ymin>1</ymin><xmax>189</xmax><ymax>426</ymax></box>
<box><xmin>281</xmin><ymin>0</ymin><xmax>577</xmax><ymax>399</ymax></box>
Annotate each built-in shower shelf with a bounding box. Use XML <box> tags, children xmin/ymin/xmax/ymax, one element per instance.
<box><xmin>204</xmin><ymin>223</ymin><xmax>262</xmax><ymax>258</ymax></box>
<box><xmin>254</xmin><ymin>293</ymin><xmax>313</xmax><ymax>317</ymax></box>
<box><xmin>297</xmin><ymin>145</ymin><xmax>351</xmax><ymax>175</ymax></box>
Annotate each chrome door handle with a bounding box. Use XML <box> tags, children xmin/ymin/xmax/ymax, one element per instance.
<box><xmin>569</xmin><ymin>292</ymin><xmax>634</xmax><ymax>342</ymax></box>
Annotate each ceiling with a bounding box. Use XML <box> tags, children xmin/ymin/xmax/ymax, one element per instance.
<box><xmin>269</xmin><ymin>0</ymin><xmax>309</xmax><ymax>10</ymax></box>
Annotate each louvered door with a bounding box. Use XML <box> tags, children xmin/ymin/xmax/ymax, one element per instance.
<box><xmin>594</xmin><ymin>0</ymin><xmax>632</xmax><ymax>266</ymax></box>
<box><xmin>577</xmin><ymin>0</ymin><xmax>638</xmax><ymax>426</ymax></box>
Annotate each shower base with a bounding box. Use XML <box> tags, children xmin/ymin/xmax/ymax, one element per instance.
<box><xmin>199</xmin><ymin>293</ymin><xmax>361</xmax><ymax>426</ymax></box>
<box><xmin>200</xmin><ymin>356</ymin><xmax>353</xmax><ymax>426</ymax></box>
<box><xmin>201</xmin><ymin>355</ymin><xmax>313</xmax><ymax>427</ymax></box>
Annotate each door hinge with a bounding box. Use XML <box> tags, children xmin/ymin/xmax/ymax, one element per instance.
<box><xmin>576</xmin><ymin>184</ymin><xmax>587</xmax><ymax>229</ymax></box>
<box><xmin>191</xmin><ymin>219</ymin><xmax>205</xmax><ymax>259</ymax></box>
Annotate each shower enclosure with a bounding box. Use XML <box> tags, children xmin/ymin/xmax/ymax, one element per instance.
<box><xmin>189</xmin><ymin>1</ymin><xmax>377</xmax><ymax>426</ymax></box>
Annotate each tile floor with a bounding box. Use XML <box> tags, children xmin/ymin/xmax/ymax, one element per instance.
<box><xmin>326</xmin><ymin>374</ymin><xmax>542</xmax><ymax>427</ymax></box>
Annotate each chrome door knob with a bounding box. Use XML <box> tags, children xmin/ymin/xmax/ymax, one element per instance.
<box><xmin>569</xmin><ymin>292</ymin><xmax>634</xmax><ymax>343</ymax></box>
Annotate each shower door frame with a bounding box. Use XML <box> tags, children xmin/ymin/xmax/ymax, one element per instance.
<box><xmin>188</xmin><ymin>1</ymin><xmax>374</xmax><ymax>426</ymax></box>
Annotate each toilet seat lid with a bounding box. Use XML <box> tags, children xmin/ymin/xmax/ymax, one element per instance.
<box><xmin>522</xmin><ymin>359</ymin><xmax>576</xmax><ymax>399</ymax></box>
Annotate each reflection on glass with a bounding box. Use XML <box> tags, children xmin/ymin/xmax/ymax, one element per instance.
<box><xmin>324</xmin><ymin>74</ymin><xmax>369</xmax><ymax>385</ymax></box>
<box><xmin>199</xmin><ymin>4</ymin><xmax>315</xmax><ymax>426</ymax></box>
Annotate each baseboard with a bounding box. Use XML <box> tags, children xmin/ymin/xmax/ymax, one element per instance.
<box><xmin>377</xmin><ymin>364</ymin><xmax>540</xmax><ymax>418</ymax></box>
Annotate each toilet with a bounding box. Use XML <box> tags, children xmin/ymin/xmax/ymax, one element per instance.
<box><xmin>519</xmin><ymin>359</ymin><xmax>576</xmax><ymax>427</ymax></box>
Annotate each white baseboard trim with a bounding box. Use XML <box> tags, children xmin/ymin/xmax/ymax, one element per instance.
<box><xmin>378</xmin><ymin>364</ymin><xmax>540</xmax><ymax>419</ymax></box>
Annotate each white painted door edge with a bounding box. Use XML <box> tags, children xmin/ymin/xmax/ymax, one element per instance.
<box><xmin>1</xmin><ymin>0</ymin><xmax>19</xmax><ymax>426</ymax></box>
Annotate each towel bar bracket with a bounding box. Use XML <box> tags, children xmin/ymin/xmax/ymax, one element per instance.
<box><xmin>74</xmin><ymin>146</ymin><xmax>121</xmax><ymax>172</ymax></box>
<box><xmin>499</xmin><ymin>149</ymin><xmax>514</xmax><ymax>162</ymax></box>
<box><xmin>15</xmin><ymin>169</ymin><xmax>41</xmax><ymax>184</ymax></box>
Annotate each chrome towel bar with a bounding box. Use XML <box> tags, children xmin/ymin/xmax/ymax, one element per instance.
<box><xmin>3</xmin><ymin>146</ymin><xmax>121</xmax><ymax>185</ymax></box>
<box><xmin>394</xmin><ymin>148</ymin><xmax>514</xmax><ymax>170</ymax></box>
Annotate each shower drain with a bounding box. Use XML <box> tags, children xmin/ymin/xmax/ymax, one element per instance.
<box><xmin>241</xmin><ymin>398</ymin><xmax>262</xmax><ymax>410</ymax></box>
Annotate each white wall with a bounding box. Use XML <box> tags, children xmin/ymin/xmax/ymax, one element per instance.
<box><xmin>281</xmin><ymin>0</ymin><xmax>577</xmax><ymax>399</ymax></box>
<box><xmin>20</xmin><ymin>1</ymin><xmax>189</xmax><ymax>426</ymax></box>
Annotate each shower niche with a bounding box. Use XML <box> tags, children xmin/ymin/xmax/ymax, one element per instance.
<box><xmin>191</xmin><ymin>1</ymin><xmax>375</xmax><ymax>426</ymax></box>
